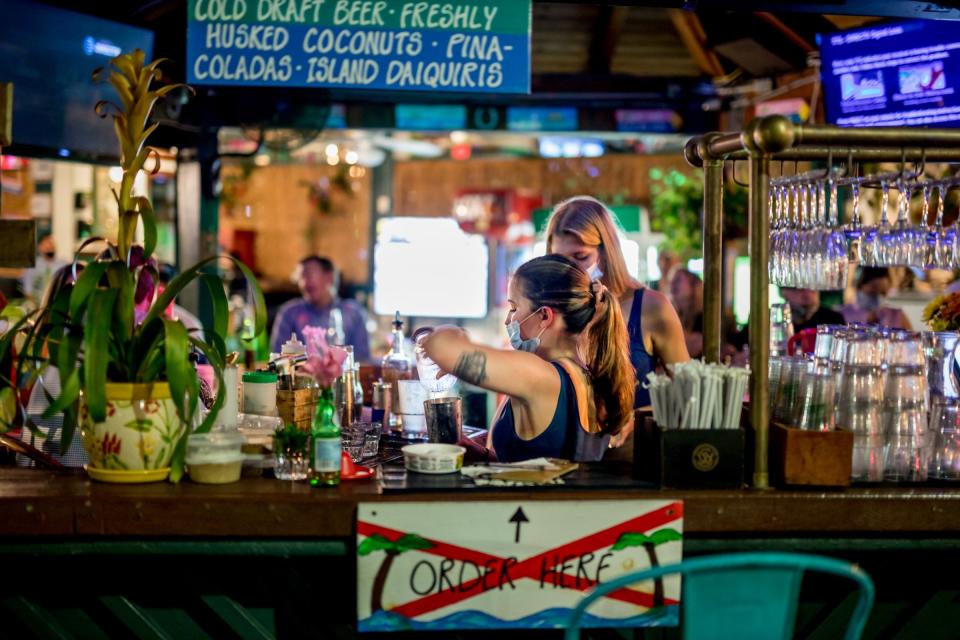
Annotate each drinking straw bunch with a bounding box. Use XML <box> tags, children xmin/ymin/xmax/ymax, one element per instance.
<box><xmin>645</xmin><ymin>360</ymin><xmax>749</xmax><ymax>430</ymax></box>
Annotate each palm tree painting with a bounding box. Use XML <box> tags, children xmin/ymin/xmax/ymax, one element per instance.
<box><xmin>359</xmin><ymin>532</ymin><xmax>434</xmax><ymax>613</ymax></box>
<box><xmin>612</xmin><ymin>528</ymin><xmax>683</xmax><ymax>607</ymax></box>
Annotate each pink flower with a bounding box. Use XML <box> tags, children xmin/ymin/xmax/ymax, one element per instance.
<box><xmin>300</xmin><ymin>326</ymin><xmax>347</xmax><ymax>388</ymax></box>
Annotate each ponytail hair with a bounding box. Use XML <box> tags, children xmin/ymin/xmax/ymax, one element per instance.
<box><xmin>514</xmin><ymin>255</ymin><xmax>635</xmax><ymax>435</ymax></box>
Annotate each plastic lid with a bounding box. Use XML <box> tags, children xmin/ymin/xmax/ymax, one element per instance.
<box><xmin>243</xmin><ymin>370</ymin><xmax>278</xmax><ymax>384</ymax></box>
<box><xmin>186</xmin><ymin>431</ymin><xmax>245</xmax><ymax>449</ymax></box>
<box><xmin>281</xmin><ymin>333</ymin><xmax>306</xmax><ymax>355</ymax></box>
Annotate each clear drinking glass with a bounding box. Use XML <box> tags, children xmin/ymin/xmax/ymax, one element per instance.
<box><xmin>353</xmin><ymin>421</ymin><xmax>382</xmax><ymax>459</ymax></box>
<box><xmin>922</xmin><ymin>331</ymin><xmax>960</xmax><ymax>402</ymax></box>
<box><xmin>770</xmin><ymin>303</ymin><xmax>794</xmax><ymax>356</ymax></box>
<box><xmin>929</xmin><ymin>398</ymin><xmax>960</xmax><ymax>480</ymax></box>
<box><xmin>837</xmin><ymin>333</ymin><xmax>885</xmax><ymax>481</ymax></box>
<box><xmin>769</xmin><ymin>354</ymin><xmax>784</xmax><ymax>414</ymax></box>
<box><xmin>773</xmin><ymin>355</ymin><xmax>805</xmax><ymax>426</ymax></box>
<box><xmin>882</xmin><ymin>332</ymin><xmax>929</xmax><ymax>482</ymax></box>
<box><xmin>795</xmin><ymin>359</ymin><xmax>836</xmax><ymax>432</ymax></box>
<box><xmin>274</xmin><ymin>444</ymin><xmax>311</xmax><ymax>481</ymax></box>
<box><xmin>340</xmin><ymin>426</ymin><xmax>366</xmax><ymax>463</ymax></box>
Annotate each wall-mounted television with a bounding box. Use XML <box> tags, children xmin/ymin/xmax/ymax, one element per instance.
<box><xmin>820</xmin><ymin>19</ymin><xmax>960</xmax><ymax>128</ymax></box>
<box><xmin>373</xmin><ymin>217</ymin><xmax>488</xmax><ymax>319</ymax></box>
<box><xmin>0</xmin><ymin>0</ymin><xmax>154</xmax><ymax>162</ymax></box>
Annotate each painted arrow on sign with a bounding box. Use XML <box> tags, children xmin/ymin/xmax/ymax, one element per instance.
<box><xmin>509</xmin><ymin>507</ymin><xmax>529</xmax><ymax>543</ymax></box>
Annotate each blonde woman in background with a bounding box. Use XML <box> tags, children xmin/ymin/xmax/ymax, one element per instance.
<box><xmin>546</xmin><ymin>196</ymin><xmax>690</xmax><ymax>445</ymax></box>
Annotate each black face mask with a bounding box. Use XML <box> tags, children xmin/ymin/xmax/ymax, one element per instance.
<box><xmin>42</xmin><ymin>251</ymin><xmax>55</xmax><ymax>259</ymax></box>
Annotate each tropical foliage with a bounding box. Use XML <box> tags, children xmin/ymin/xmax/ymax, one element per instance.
<box><xmin>1</xmin><ymin>50</ymin><xmax>266</xmax><ymax>481</ymax></box>
<box><xmin>613</xmin><ymin>528</ymin><xmax>683</xmax><ymax>608</ymax></box>
<box><xmin>360</xmin><ymin>533</ymin><xmax>434</xmax><ymax>613</ymax></box>
<box><xmin>649</xmin><ymin>168</ymin><xmax>747</xmax><ymax>259</ymax></box>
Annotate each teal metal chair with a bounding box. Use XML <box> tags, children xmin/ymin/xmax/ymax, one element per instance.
<box><xmin>565</xmin><ymin>552</ymin><xmax>875</xmax><ymax>640</ymax></box>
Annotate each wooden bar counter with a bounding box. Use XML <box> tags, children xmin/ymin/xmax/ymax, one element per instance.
<box><xmin>3</xmin><ymin>466</ymin><xmax>960</xmax><ymax>639</ymax></box>
<box><xmin>4</xmin><ymin>466</ymin><xmax>960</xmax><ymax>540</ymax></box>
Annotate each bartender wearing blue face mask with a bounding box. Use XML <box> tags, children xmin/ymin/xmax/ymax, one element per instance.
<box><xmin>421</xmin><ymin>255</ymin><xmax>636</xmax><ymax>463</ymax></box>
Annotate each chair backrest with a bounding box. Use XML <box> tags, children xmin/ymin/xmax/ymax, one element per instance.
<box><xmin>565</xmin><ymin>552</ymin><xmax>874</xmax><ymax>640</ymax></box>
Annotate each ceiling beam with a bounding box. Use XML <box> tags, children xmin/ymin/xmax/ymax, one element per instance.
<box><xmin>587</xmin><ymin>6</ymin><xmax>630</xmax><ymax>74</ymax></box>
<box><xmin>755</xmin><ymin>12</ymin><xmax>815</xmax><ymax>53</ymax></box>
<box><xmin>668</xmin><ymin>10</ymin><xmax>724</xmax><ymax>77</ymax></box>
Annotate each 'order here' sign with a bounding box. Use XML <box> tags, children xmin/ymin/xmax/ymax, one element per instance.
<box><xmin>186</xmin><ymin>0</ymin><xmax>531</xmax><ymax>93</ymax></box>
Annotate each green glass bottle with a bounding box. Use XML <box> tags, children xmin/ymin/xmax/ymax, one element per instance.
<box><xmin>310</xmin><ymin>387</ymin><xmax>341</xmax><ymax>487</ymax></box>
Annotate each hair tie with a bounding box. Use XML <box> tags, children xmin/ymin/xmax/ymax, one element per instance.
<box><xmin>590</xmin><ymin>280</ymin><xmax>607</xmax><ymax>307</ymax></box>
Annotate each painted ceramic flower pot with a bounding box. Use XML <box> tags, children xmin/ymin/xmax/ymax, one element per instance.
<box><xmin>80</xmin><ymin>382</ymin><xmax>184</xmax><ymax>483</ymax></box>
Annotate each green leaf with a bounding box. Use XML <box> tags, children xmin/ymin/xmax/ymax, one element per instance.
<box><xmin>612</xmin><ymin>531</ymin><xmax>651</xmax><ymax>551</ymax></box>
<box><xmin>83</xmin><ymin>289</ymin><xmax>118</xmax><ymax>423</ymax></box>
<box><xmin>358</xmin><ymin>533</ymin><xmax>397</xmax><ymax>556</ymax></box>
<box><xmin>648</xmin><ymin>528</ymin><xmax>683</xmax><ymax>546</ymax></box>
<box><xmin>395</xmin><ymin>533</ymin><xmax>433</xmax><ymax>554</ymax></box>
<box><xmin>106</xmin><ymin>260</ymin><xmax>136</xmax><ymax>347</ymax></box>
<box><xmin>124</xmin><ymin>418</ymin><xmax>153</xmax><ymax>432</ymax></box>
<box><xmin>144</xmin><ymin>255</ymin><xmax>266</xmax><ymax>342</ymax></box>
<box><xmin>162</xmin><ymin>318</ymin><xmax>196</xmax><ymax>425</ymax></box>
<box><xmin>69</xmin><ymin>260</ymin><xmax>109</xmax><ymax>319</ymax></box>
<box><xmin>134</xmin><ymin>196</ymin><xmax>158</xmax><ymax>260</ymax></box>
<box><xmin>199</xmin><ymin>274</ymin><xmax>228</xmax><ymax>343</ymax></box>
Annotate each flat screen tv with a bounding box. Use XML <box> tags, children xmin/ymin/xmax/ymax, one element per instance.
<box><xmin>0</xmin><ymin>0</ymin><xmax>154</xmax><ymax>162</ymax></box>
<box><xmin>820</xmin><ymin>19</ymin><xmax>960</xmax><ymax>128</ymax></box>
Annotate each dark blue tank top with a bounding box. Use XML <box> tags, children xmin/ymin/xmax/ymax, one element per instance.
<box><xmin>628</xmin><ymin>288</ymin><xmax>655</xmax><ymax>408</ymax></box>
<box><xmin>491</xmin><ymin>362</ymin><xmax>608</xmax><ymax>463</ymax></box>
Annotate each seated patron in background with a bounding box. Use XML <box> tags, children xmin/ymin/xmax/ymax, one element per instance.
<box><xmin>423</xmin><ymin>255</ymin><xmax>635</xmax><ymax>463</ymax></box>
<box><xmin>19</xmin><ymin>233</ymin><xmax>66</xmax><ymax>307</ymax></box>
<box><xmin>270</xmin><ymin>256</ymin><xmax>371</xmax><ymax>361</ymax></box>
<box><xmin>669</xmin><ymin>268</ymin><xmax>704</xmax><ymax>359</ymax></box>
<box><xmin>839</xmin><ymin>267</ymin><xmax>912</xmax><ymax>330</ymax></box>
<box><xmin>780</xmin><ymin>287</ymin><xmax>845</xmax><ymax>333</ymax></box>
<box><xmin>652</xmin><ymin>248</ymin><xmax>681</xmax><ymax>293</ymax></box>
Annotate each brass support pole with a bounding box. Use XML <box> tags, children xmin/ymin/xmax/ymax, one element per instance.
<box><xmin>748</xmin><ymin>154</ymin><xmax>770</xmax><ymax>490</ymax></box>
<box><xmin>702</xmin><ymin>157</ymin><xmax>723</xmax><ymax>363</ymax></box>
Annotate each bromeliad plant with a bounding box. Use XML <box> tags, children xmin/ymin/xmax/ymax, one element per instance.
<box><xmin>8</xmin><ymin>50</ymin><xmax>265</xmax><ymax>480</ymax></box>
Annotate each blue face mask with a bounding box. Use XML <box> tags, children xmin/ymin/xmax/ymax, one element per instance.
<box><xmin>506</xmin><ymin>308</ymin><xmax>545</xmax><ymax>353</ymax></box>
<box><xmin>586</xmin><ymin>262</ymin><xmax>603</xmax><ymax>282</ymax></box>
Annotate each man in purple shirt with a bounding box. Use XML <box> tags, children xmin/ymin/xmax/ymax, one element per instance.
<box><xmin>270</xmin><ymin>256</ymin><xmax>371</xmax><ymax>362</ymax></box>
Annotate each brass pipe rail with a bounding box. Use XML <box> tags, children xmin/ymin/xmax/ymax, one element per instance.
<box><xmin>684</xmin><ymin>115</ymin><xmax>960</xmax><ymax>490</ymax></box>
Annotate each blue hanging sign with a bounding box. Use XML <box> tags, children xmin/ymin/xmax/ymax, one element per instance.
<box><xmin>187</xmin><ymin>0</ymin><xmax>532</xmax><ymax>94</ymax></box>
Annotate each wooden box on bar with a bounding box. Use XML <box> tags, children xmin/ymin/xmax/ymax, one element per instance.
<box><xmin>634</xmin><ymin>417</ymin><xmax>745</xmax><ymax>489</ymax></box>
<box><xmin>277</xmin><ymin>387</ymin><xmax>319</xmax><ymax>430</ymax></box>
<box><xmin>770</xmin><ymin>422</ymin><xmax>853</xmax><ymax>487</ymax></box>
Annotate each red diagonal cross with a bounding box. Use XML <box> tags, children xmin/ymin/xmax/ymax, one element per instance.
<box><xmin>358</xmin><ymin>501</ymin><xmax>682</xmax><ymax>619</ymax></box>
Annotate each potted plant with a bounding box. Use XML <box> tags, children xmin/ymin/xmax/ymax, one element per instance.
<box><xmin>5</xmin><ymin>50</ymin><xmax>265</xmax><ymax>482</ymax></box>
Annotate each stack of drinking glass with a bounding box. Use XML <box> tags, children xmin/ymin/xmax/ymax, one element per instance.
<box><xmin>768</xmin><ymin>323</ymin><xmax>960</xmax><ymax>482</ymax></box>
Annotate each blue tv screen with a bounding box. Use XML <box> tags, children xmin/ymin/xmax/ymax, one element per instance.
<box><xmin>0</xmin><ymin>0</ymin><xmax>154</xmax><ymax>161</ymax></box>
<box><xmin>820</xmin><ymin>19</ymin><xmax>960</xmax><ymax>128</ymax></box>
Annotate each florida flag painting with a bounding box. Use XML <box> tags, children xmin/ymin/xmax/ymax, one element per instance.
<box><xmin>357</xmin><ymin>500</ymin><xmax>684</xmax><ymax>631</ymax></box>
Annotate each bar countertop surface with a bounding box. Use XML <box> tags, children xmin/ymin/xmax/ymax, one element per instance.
<box><xmin>4</xmin><ymin>466</ymin><xmax>960</xmax><ymax>539</ymax></box>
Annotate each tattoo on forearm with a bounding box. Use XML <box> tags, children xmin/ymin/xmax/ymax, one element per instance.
<box><xmin>453</xmin><ymin>351</ymin><xmax>487</xmax><ymax>385</ymax></box>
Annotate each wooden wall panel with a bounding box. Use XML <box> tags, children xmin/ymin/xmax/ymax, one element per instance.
<box><xmin>392</xmin><ymin>154</ymin><xmax>693</xmax><ymax>216</ymax></box>
<box><xmin>221</xmin><ymin>164</ymin><xmax>371</xmax><ymax>285</ymax></box>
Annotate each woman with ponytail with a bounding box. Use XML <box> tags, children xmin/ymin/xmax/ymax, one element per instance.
<box><xmin>422</xmin><ymin>255</ymin><xmax>635</xmax><ymax>463</ymax></box>
<box><xmin>546</xmin><ymin>196</ymin><xmax>690</xmax><ymax>414</ymax></box>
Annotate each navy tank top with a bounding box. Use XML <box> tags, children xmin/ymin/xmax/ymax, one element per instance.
<box><xmin>491</xmin><ymin>362</ymin><xmax>608</xmax><ymax>463</ymax></box>
<box><xmin>628</xmin><ymin>288</ymin><xmax>655</xmax><ymax>408</ymax></box>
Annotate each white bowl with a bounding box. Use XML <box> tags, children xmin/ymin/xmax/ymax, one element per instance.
<box><xmin>402</xmin><ymin>443</ymin><xmax>466</xmax><ymax>474</ymax></box>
